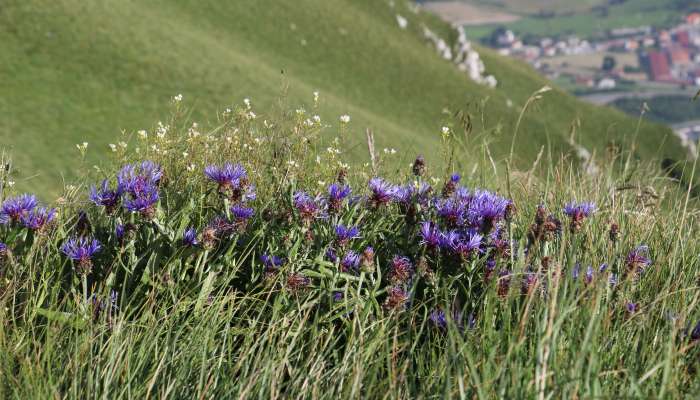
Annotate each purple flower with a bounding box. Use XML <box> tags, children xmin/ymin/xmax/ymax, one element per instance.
<box><xmin>563</xmin><ymin>201</ymin><xmax>596</xmax><ymax>232</ymax></box>
<box><xmin>231</xmin><ymin>205</ymin><xmax>254</xmax><ymax>221</ymax></box>
<box><xmin>452</xmin><ymin>231</ymin><xmax>483</xmax><ymax>258</ymax></box>
<box><xmin>0</xmin><ymin>194</ymin><xmax>37</xmax><ymax>224</ymax></box>
<box><xmin>325</xmin><ymin>247</ymin><xmax>338</xmax><ymax>263</ymax></box>
<box><xmin>690</xmin><ymin>322</ymin><xmax>700</xmax><ymax>341</ymax></box>
<box><xmin>204</xmin><ymin>163</ymin><xmax>247</xmax><ymax>192</ymax></box>
<box><xmin>368</xmin><ymin>178</ymin><xmax>397</xmax><ymax>208</ymax></box>
<box><xmin>572</xmin><ymin>263</ymin><xmax>581</xmax><ymax>280</ymax></box>
<box><xmin>183</xmin><ymin>228</ymin><xmax>199</xmax><ymax>247</ymax></box>
<box><xmin>609</xmin><ymin>273</ymin><xmax>618</xmax><ymax>287</ymax></box>
<box><xmin>261</xmin><ymin>253</ymin><xmax>284</xmax><ymax>274</ymax></box>
<box><xmin>625</xmin><ymin>302</ymin><xmax>639</xmax><ymax>314</ymax></box>
<box><xmin>584</xmin><ymin>265</ymin><xmax>594</xmax><ymax>284</ymax></box>
<box><xmin>340</xmin><ymin>251</ymin><xmax>360</xmax><ymax>273</ymax></box>
<box><xmin>89</xmin><ymin>180</ymin><xmax>122</xmax><ymax>212</ymax></box>
<box><xmin>429</xmin><ymin>309</ymin><xmax>447</xmax><ymax>330</ymax></box>
<box><xmin>599</xmin><ymin>263</ymin><xmax>608</xmax><ymax>273</ymax></box>
<box><xmin>419</xmin><ymin>222</ymin><xmax>442</xmax><ymax>249</ymax></box>
<box><xmin>335</xmin><ymin>224</ymin><xmax>360</xmax><ymax>246</ymax></box>
<box><xmin>293</xmin><ymin>191</ymin><xmax>325</xmax><ymax>222</ymax></box>
<box><xmin>117</xmin><ymin>161</ymin><xmax>162</xmax><ymax>194</ymax></box>
<box><xmin>626</xmin><ymin>245</ymin><xmax>652</xmax><ymax>275</ymax></box>
<box><xmin>328</xmin><ymin>183</ymin><xmax>351</xmax><ymax>212</ymax></box>
<box><xmin>468</xmin><ymin>190</ymin><xmax>510</xmax><ymax>232</ymax></box>
<box><xmin>115</xmin><ymin>224</ymin><xmax>125</xmax><ymax>240</ymax></box>
<box><xmin>0</xmin><ymin>242</ymin><xmax>8</xmax><ymax>257</ymax></box>
<box><xmin>123</xmin><ymin>183</ymin><xmax>159</xmax><ymax>218</ymax></box>
<box><xmin>333</xmin><ymin>292</ymin><xmax>344</xmax><ymax>302</ymax></box>
<box><xmin>61</xmin><ymin>237</ymin><xmax>101</xmax><ymax>275</ymax></box>
<box><xmin>21</xmin><ymin>207</ymin><xmax>56</xmax><ymax>231</ymax></box>
<box><xmin>390</xmin><ymin>255</ymin><xmax>413</xmax><ymax>284</ymax></box>
<box><xmin>436</xmin><ymin>198</ymin><xmax>466</xmax><ymax>227</ymax></box>
<box><xmin>439</xmin><ymin>230</ymin><xmax>461</xmax><ymax>251</ymax></box>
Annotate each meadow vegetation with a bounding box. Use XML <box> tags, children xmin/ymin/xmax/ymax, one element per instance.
<box><xmin>1</xmin><ymin>96</ymin><xmax>700</xmax><ymax>398</ymax></box>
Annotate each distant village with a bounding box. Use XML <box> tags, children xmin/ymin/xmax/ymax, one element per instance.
<box><xmin>489</xmin><ymin>13</ymin><xmax>700</xmax><ymax>91</ymax></box>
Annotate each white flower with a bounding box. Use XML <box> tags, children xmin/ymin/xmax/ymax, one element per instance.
<box><xmin>223</xmin><ymin>108</ymin><xmax>232</xmax><ymax>116</ymax></box>
<box><xmin>313</xmin><ymin>115</ymin><xmax>321</xmax><ymax>123</ymax></box>
<box><xmin>243</xmin><ymin>98</ymin><xmax>251</xmax><ymax>109</ymax></box>
<box><xmin>315</xmin><ymin>155</ymin><xmax>321</xmax><ymax>164</ymax></box>
<box><xmin>383</xmin><ymin>148</ymin><xmax>397</xmax><ymax>155</ymax></box>
<box><xmin>396</xmin><ymin>15</ymin><xmax>408</xmax><ymax>29</ymax></box>
<box><xmin>137</xmin><ymin>130</ymin><xmax>148</xmax><ymax>139</ymax></box>
<box><xmin>156</xmin><ymin>121</ymin><xmax>169</xmax><ymax>138</ymax></box>
<box><xmin>313</xmin><ymin>91</ymin><xmax>320</xmax><ymax>104</ymax></box>
<box><xmin>108</xmin><ymin>143</ymin><xmax>117</xmax><ymax>152</ymax></box>
<box><xmin>173</xmin><ymin>94</ymin><xmax>183</xmax><ymax>103</ymax></box>
<box><xmin>76</xmin><ymin>142</ymin><xmax>89</xmax><ymax>153</ymax></box>
<box><xmin>247</xmin><ymin>111</ymin><xmax>257</xmax><ymax>120</ymax></box>
<box><xmin>7</xmin><ymin>181</ymin><xmax>15</xmax><ymax>187</ymax></box>
<box><xmin>441</xmin><ymin>126</ymin><xmax>450</xmax><ymax>135</ymax></box>
<box><xmin>296</xmin><ymin>108</ymin><xmax>306</xmax><ymax>116</ymax></box>
<box><xmin>317</xmin><ymin>180</ymin><xmax>326</xmax><ymax>186</ymax></box>
<box><xmin>339</xmin><ymin>114</ymin><xmax>351</xmax><ymax>124</ymax></box>
<box><xmin>118</xmin><ymin>141</ymin><xmax>127</xmax><ymax>149</ymax></box>
<box><xmin>182</xmin><ymin>152</ymin><xmax>189</xmax><ymax>159</ymax></box>
<box><xmin>186</xmin><ymin>163</ymin><xmax>196</xmax><ymax>172</ymax></box>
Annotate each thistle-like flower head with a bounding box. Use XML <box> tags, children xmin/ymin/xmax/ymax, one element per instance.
<box><xmin>0</xmin><ymin>194</ymin><xmax>37</xmax><ymax>224</ymax></box>
<box><xmin>21</xmin><ymin>207</ymin><xmax>57</xmax><ymax>232</ymax></box>
<box><xmin>61</xmin><ymin>237</ymin><xmax>101</xmax><ymax>275</ymax></box>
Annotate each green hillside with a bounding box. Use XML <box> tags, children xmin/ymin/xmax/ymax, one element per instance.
<box><xmin>0</xmin><ymin>0</ymin><xmax>686</xmax><ymax>197</ymax></box>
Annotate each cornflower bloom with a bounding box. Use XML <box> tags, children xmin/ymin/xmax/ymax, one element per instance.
<box><xmin>340</xmin><ymin>251</ymin><xmax>360</xmax><ymax>273</ymax></box>
<box><xmin>231</xmin><ymin>204</ymin><xmax>254</xmax><ymax>231</ymax></box>
<box><xmin>429</xmin><ymin>309</ymin><xmax>447</xmax><ymax>330</ymax></box>
<box><xmin>435</xmin><ymin>198</ymin><xmax>466</xmax><ymax>227</ymax></box>
<box><xmin>625</xmin><ymin>302</ymin><xmax>639</xmax><ymax>314</ymax></box>
<box><xmin>261</xmin><ymin>253</ymin><xmax>284</xmax><ymax>276</ymax></box>
<box><xmin>419</xmin><ymin>222</ymin><xmax>442</xmax><ymax>249</ymax></box>
<box><xmin>452</xmin><ymin>231</ymin><xmax>483</xmax><ymax>259</ymax></box>
<box><xmin>625</xmin><ymin>245</ymin><xmax>652</xmax><ymax>276</ymax></box>
<box><xmin>293</xmin><ymin>191</ymin><xmax>325</xmax><ymax>223</ymax></box>
<box><xmin>468</xmin><ymin>190</ymin><xmax>510</xmax><ymax>233</ymax></box>
<box><xmin>563</xmin><ymin>201</ymin><xmax>596</xmax><ymax>233</ymax></box>
<box><xmin>123</xmin><ymin>183</ymin><xmax>159</xmax><ymax>219</ymax></box>
<box><xmin>117</xmin><ymin>161</ymin><xmax>162</xmax><ymax>194</ymax></box>
<box><xmin>334</xmin><ymin>224</ymin><xmax>360</xmax><ymax>247</ymax></box>
<box><xmin>183</xmin><ymin>228</ymin><xmax>199</xmax><ymax>247</ymax></box>
<box><xmin>21</xmin><ymin>207</ymin><xmax>57</xmax><ymax>232</ymax></box>
<box><xmin>521</xmin><ymin>272</ymin><xmax>538</xmax><ymax>295</ymax></box>
<box><xmin>327</xmin><ymin>183</ymin><xmax>351</xmax><ymax>213</ymax></box>
<box><xmin>368</xmin><ymin>178</ymin><xmax>397</xmax><ymax>208</ymax></box>
<box><xmin>204</xmin><ymin>163</ymin><xmax>250</xmax><ymax>200</ymax></box>
<box><xmin>325</xmin><ymin>247</ymin><xmax>338</xmax><ymax>263</ymax></box>
<box><xmin>61</xmin><ymin>237</ymin><xmax>101</xmax><ymax>275</ymax></box>
<box><xmin>0</xmin><ymin>194</ymin><xmax>37</xmax><ymax>224</ymax></box>
<box><xmin>89</xmin><ymin>180</ymin><xmax>123</xmax><ymax>214</ymax></box>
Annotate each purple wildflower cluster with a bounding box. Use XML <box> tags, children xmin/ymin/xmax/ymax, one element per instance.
<box><xmin>89</xmin><ymin>161</ymin><xmax>163</xmax><ymax>219</ymax></box>
<box><xmin>61</xmin><ymin>237</ymin><xmax>102</xmax><ymax>275</ymax></box>
<box><xmin>0</xmin><ymin>194</ymin><xmax>57</xmax><ymax>232</ymax></box>
<box><xmin>204</xmin><ymin>163</ymin><xmax>255</xmax><ymax>202</ymax></box>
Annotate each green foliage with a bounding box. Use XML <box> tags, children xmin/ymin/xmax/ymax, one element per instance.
<box><xmin>0</xmin><ymin>100</ymin><xmax>700</xmax><ymax>398</ymax></box>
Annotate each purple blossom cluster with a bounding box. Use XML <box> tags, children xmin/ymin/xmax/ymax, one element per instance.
<box><xmin>0</xmin><ymin>194</ymin><xmax>56</xmax><ymax>232</ymax></box>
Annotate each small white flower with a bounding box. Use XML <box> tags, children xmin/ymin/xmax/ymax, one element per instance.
<box><xmin>243</xmin><ymin>98</ymin><xmax>251</xmax><ymax>109</ymax></box>
<box><xmin>296</xmin><ymin>108</ymin><xmax>306</xmax><ymax>116</ymax></box>
<box><xmin>118</xmin><ymin>141</ymin><xmax>127</xmax><ymax>149</ymax></box>
<box><xmin>137</xmin><ymin>130</ymin><xmax>148</xmax><ymax>139</ymax></box>
<box><xmin>173</xmin><ymin>94</ymin><xmax>183</xmax><ymax>102</ymax></box>
<box><xmin>247</xmin><ymin>111</ymin><xmax>257</xmax><ymax>120</ymax></box>
<box><xmin>315</xmin><ymin>155</ymin><xmax>321</xmax><ymax>164</ymax></box>
<box><xmin>441</xmin><ymin>126</ymin><xmax>450</xmax><ymax>135</ymax></box>
<box><xmin>182</xmin><ymin>152</ymin><xmax>189</xmax><ymax>159</ymax></box>
<box><xmin>108</xmin><ymin>143</ymin><xmax>117</xmax><ymax>152</ymax></box>
<box><xmin>186</xmin><ymin>163</ymin><xmax>196</xmax><ymax>172</ymax></box>
<box><xmin>313</xmin><ymin>115</ymin><xmax>321</xmax><ymax>123</ymax></box>
<box><xmin>223</xmin><ymin>108</ymin><xmax>232</xmax><ymax>116</ymax></box>
<box><xmin>339</xmin><ymin>114</ymin><xmax>351</xmax><ymax>124</ymax></box>
<box><xmin>317</xmin><ymin>180</ymin><xmax>326</xmax><ymax>186</ymax></box>
<box><xmin>7</xmin><ymin>181</ymin><xmax>15</xmax><ymax>187</ymax></box>
<box><xmin>313</xmin><ymin>91</ymin><xmax>320</xmax><ymax>105</ymax></box>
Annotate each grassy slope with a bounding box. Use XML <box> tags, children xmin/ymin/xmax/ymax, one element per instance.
<box><xmin>0</xmin><ymin>0</ymin><xmax>685</xmax><ymax>197</ymax></box>
<box><xmin>463</xmin><ymin>0</ymin><xmax>606</xmax><ymax>15</ymax></box>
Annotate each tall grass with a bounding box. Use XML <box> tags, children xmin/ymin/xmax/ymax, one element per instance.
<box><xmin>0</xmin><ymin>97</ymin><xmax>699</xmax><ymax>399</ymax></box>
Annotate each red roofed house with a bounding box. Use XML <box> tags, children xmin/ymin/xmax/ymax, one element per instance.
<box><xmin>687</xmin><ymin>13</ymin><xmax>700</xmax><ymax>25</ymax></box>
<box><xmin>676</xmin><ymin>30</ymin><xmax>690</xmax><ymax>47</ymax></box>
<box><xmin>646</xmin><ymin>51</ymin><xmax>672</xmax><ymax>81</ymax></box>
<box><xmin>670</xmin><ymin>47</ymin><xmax>691</xmax><ymax>66</ymax></box>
